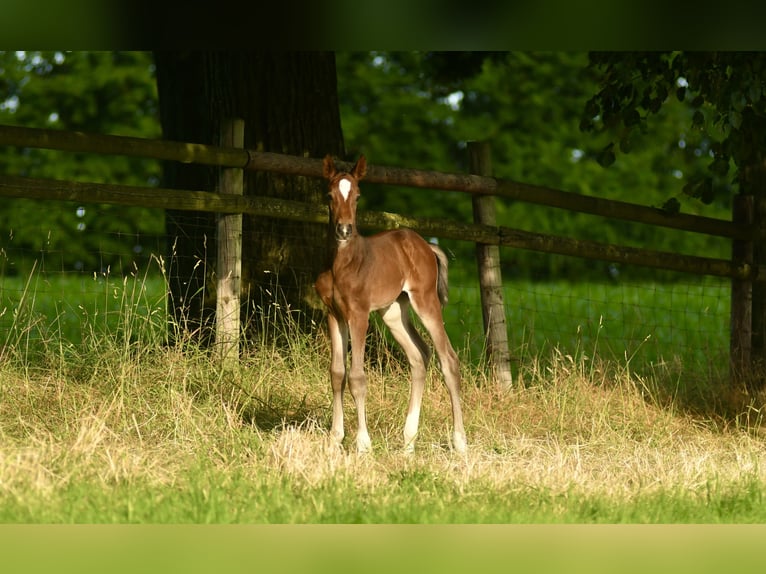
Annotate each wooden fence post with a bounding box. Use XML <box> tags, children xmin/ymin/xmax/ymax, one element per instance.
<box><xmin>730</xmin><ymin>194</ymin><xmax>753</xmax><ymax>383</ymax></box>
<box><xmin>216</xmin><ymin>118</ymin><xmax>245</xmax><ymax>369</ymax></box>
<box><xmin>468</xmin><ymin>141</ymin><xmax>513</xmax><ymax>388</ymax></box>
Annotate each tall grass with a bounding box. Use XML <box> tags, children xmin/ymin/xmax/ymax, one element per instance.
<box><xmin>0</xmin><ymin>260</ymin><xmax>167</xmax><ymax>367</ymax></box>
<box><xmin>0</xmin><ymin>264</ymin><xmax>765</xmax><ymax>523</ymax></box>
<box><xmin>446</xmin><ymin>277</ymin><xmax>730</xmax><ymax>380</ymax></box>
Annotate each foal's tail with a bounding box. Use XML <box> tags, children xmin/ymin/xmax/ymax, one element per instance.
<box><xmin>429</xmin><ymin>244</ymin><xmax>450</xmax><ymax>307</ymax></box>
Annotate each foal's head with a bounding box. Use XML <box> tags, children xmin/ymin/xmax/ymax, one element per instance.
<box><xmin>323</xmin><ymin>154</ymin><xmax>367</xmax><ymax>243</ymax></box>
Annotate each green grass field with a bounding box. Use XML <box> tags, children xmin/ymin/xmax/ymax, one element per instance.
<box><xmin>0</xmin><ymin>267</ymin><xmax>763</xmax><ymax>524</ymax></box>
<box><xmin>449</xmin><ymin>277</ymin><xmax>730</xmax><ymax>377</ymax></box>
<box><xmin>0</xmin><ymin>267</ymin><xmax>730</xmax><ymax>371</ymax></box>
<box><xmin>0</xmin><ymin>266</ymin><xmax>168</xmax><ymax>359</ymax></box>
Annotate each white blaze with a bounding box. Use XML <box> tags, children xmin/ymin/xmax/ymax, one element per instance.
<box><xmin>339</xmin><ymin>178</ymin><xmax>352</xmax><ymax>200</ymax></box>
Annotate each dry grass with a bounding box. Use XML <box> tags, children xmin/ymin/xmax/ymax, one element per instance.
<box><xmin>252</xmin><ymin>337</ymin><xmax>766</xmax><ymax>520</ymax></box>
<box><xmin>1</xmin><ymin>305</ymin><xmax>766</xmax><ymax>522</ymax></box>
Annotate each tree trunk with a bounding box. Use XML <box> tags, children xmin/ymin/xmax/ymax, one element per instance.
<box><xmin>154</xmin><ymin>51</ymin><xmax>345</xmax><ymax>342</ymax></box>
<box><xmin>737</xmin><ymin>146</ymin><xmax>766</xmax><ymax>389</ymax></box>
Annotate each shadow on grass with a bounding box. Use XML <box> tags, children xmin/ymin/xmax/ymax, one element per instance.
<box><xmin>237</xmin><ymin>396</ymin><xmax>322</xmax><ymax>432</ymax></box>
<box><xmin>625</xmin><ymin>356</ymin><xmax>766</xmax><ymax>434</ymax></box>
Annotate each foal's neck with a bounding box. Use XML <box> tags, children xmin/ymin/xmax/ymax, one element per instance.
<box><xmin>332</xmin><ymin>233</ymin><xmax>366</xmax><ymax>264</ymax></box>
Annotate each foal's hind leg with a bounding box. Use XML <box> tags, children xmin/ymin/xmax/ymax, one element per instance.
<box><xmin>409</xmin><ymin>293</ymin><xmax>467</xmax><ymax>453</ymax></box>
<box><xmin>379</xmin><ymin>295</ymin><xmax>430</xmax><ymax>452</ymax></box>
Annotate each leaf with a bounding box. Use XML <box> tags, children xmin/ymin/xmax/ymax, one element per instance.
<box><xmin>619</xmin><ymin>135</ymin><xmax>633</xmax><ymax>153</ymax></box>
<box><xmin>648</xmin><ymin>97</ymin><xmax>663</xmax><ymax>113</ymax></box>
<box><xmin>730</xmin><ymin>90</ymin><xmax>746</xmax><ymax>112</ymax></box>
<box><xmin>680</xmin><ymin>177</ymin><xmax>716</xmax><ymax>204</ymax></box>
<box><xmin>729</xmin><ymin>110</ymin><xmax>743</xmax><ymax>129</ymax></box>
<box><xmin>709</xmin><ymin>156</ymin><xmax>730</xmax><ymax>176</ymax></box>
<box><xmin>579</xmin><ymin>116</ymin><xmax>594</xmax><ymax>132</ymax></box>
<box><xmin>699</xmin><ymin>180</ymin><xmax>715</xmax><ymax>204</ymax></box>
<box><xmin>661</xmin><ymin>197</ymin><xmax>681</xmax><ymax>214</ymax></box>
<box><xmin>584</xmin><ymin>97</ymin><xmax>600</xmax><ymax>118</ymax></box>
<box><xmin>596</xmin><ymin>143</ymin><xmax>616</xmax><ymax>167</ymax></box>
<box><xmin>623</xmin><ymin>108</ymin><xmax>641</xmax><ymax>127</ymax></box>
<box><xmin>656</xmin><ymin>83</ymin><xmax>668</xmax><ymax>102</ymax></box>
<box><xmin>676</xmin><ymin>86</ymin><xmax>686</xmax><ymax>101</ymax></box>
<box><xmin>692</xmin><ymin>110</ymin><xmax>705</xmax><ymax>128</ymax></box>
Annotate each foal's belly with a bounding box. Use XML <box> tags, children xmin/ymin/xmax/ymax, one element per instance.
<box><xmin>368</xmin><ymin>278</ymin><xmax>407</xmax><ymax>311</ymax></box>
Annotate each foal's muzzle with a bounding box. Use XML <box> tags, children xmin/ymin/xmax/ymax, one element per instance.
<box><xmin>335</xmin><ymin>223</ymin><xmax>353</xmax><ymax>241</ymax></box>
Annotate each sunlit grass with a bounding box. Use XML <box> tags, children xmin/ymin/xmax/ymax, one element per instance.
<box><xmin>0</xmin><ymin>262</ymin><xmax>729</xmax><ymax>375</ymax></box>
<box><xmin>0</xmin><ymin>266</ymin><xmax>765</xmax><ymax>523</ymax></box>
<box><xmin>0</xmin><ymin>262</ymin><xmax>167</xmax><ymax>366</ymax></box>
<box><xmin>446</xmin><ymin>278</ymin><xmax>730</xmax><ymax>374</ymax></box>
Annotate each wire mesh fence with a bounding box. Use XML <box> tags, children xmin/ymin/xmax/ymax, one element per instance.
<box><xmin>0</xmin><ymin>202</ymin><xmax>731</xmax><ymax>377</ymax></box>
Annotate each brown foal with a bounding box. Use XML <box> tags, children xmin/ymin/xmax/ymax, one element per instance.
<box><xmin>314</xmin><ymin>154</ymin><xmax>467</xmax><ymax>453</ymax></box>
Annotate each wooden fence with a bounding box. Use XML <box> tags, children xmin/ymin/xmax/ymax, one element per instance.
<box><xmin>0</xmin><ymin>122</ymin><xmax>761</xmax><ymax>384</ymax></box>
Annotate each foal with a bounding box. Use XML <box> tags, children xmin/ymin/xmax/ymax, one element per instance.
<box><xmin>314</xmin><ymin>155</ymin><xmax>467</xmax><ymax>453</ymax></box>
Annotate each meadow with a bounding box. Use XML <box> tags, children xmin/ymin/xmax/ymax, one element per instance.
<box><xmin>447</xmin><ymin>277</ymin><xmax>731</xmax><ymax>375</ymax></box>
<box><xmin>0</xmin><ymin>267</ymin><xmax>764</xmax><ymax>524</ymax></box>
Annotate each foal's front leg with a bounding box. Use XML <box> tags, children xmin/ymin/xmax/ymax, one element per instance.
<box><xmin>348</xmin><ymin>312</ymin><xmax>372</xmax><ymax>453</ymax></box>
<box><xmin>327</xmin><ymin>312</ymin><xmax>348</xmax><ymax>446</ymax></box>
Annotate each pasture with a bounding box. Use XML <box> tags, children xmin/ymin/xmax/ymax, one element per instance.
<box><xmin>0</xmin><ymin>268</ymin><xmax>764</xmax><ymax>524</ymax></box>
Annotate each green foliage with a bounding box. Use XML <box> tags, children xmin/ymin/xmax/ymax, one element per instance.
<box><xmin>0</xmin><ymin>51</ymin><xmax>744</xmax><ymax>281</ymax></box>
<box><xmin>336</xmin><ymin>52</ymin><xmax>732</xmax><ymax>281</ymax></box>
<box><xmin>0</xmin><ymin>51</ymin><xmax>163</xmax><ymax>275</ymax></box>
<box><xmin>584</xmin><ymin>51</ymin><xmax>766</xmax><ymax>201</ymax></box>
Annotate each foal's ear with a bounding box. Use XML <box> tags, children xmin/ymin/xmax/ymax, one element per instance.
<box><xmin>351</xmin><ymin>155</ymin><xmax>367</xmax><ymax>181</ymax></box>
<box><xmin>322</xmin><ymin>155</ymin><xmax>336</xmax><ymax>180</ymax></box>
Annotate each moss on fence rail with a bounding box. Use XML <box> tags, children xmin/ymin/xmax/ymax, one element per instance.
<box><xmin>0</xmin><ymin>123</ymin><xmax>749</xmax><ymax>240</ymax></box>
<box><xmin>0</xmin><ymin>174</ymin><xmax>751</xmax><ymax>281</ymax></box>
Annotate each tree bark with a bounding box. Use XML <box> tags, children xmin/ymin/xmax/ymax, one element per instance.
<box><xmin>736</xmin><ymin>147</ymin><xmax>766</xmax><ymax>389</ymax></box>
<box><xmin>154</xmin><ymin>51</ymin><xmax>345</xmax><ymax>341</ymax></box>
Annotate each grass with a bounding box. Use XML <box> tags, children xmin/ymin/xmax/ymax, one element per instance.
<box><xmin>0</xmin><ymin>265</ymin><xmax>729</xmax><ymax>373</ymax></box>
<box><xmin>0</xmin><ymin>263</ymin><xmax>168</xmax><ymax>354</ymax></box>
<box><xmin>1</xmin><ymin>265</ymin><xmax>766</xmax><ymax>524</ymax></box>
<box><xmin>446</xmin><ymin>277</ymin><xmax>730</xmax><ymax>373</ymax></box>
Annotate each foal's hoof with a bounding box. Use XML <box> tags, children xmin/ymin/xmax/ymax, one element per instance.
<box><xmin>329</xmin><ymin>432</ymin><xmax>345</xmax><ymax>451</ymax></box>
<box><xmin>452</xmin><ymin>433</ymin><xmax>467</xmax><ymax>454</ymax></box>
<box><xmin>356</xmin><ymin>433</ymin><xmax>372</xmax><ymax>454</ymax></box>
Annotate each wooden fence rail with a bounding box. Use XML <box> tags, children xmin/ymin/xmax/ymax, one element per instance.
<box><xmin>0</xmin><ymin>173</ymin><xmax>751</xmax><ymax>281</ymax></box>
<box><xmin>0</xmin><ymin>123</ymin><xmax>760</xmax><ymax>382</ymax></box>
<box><xmin>0</xmin><ymin>124</ymin><xmax>748</xmax><ymax>240</ymax></box>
